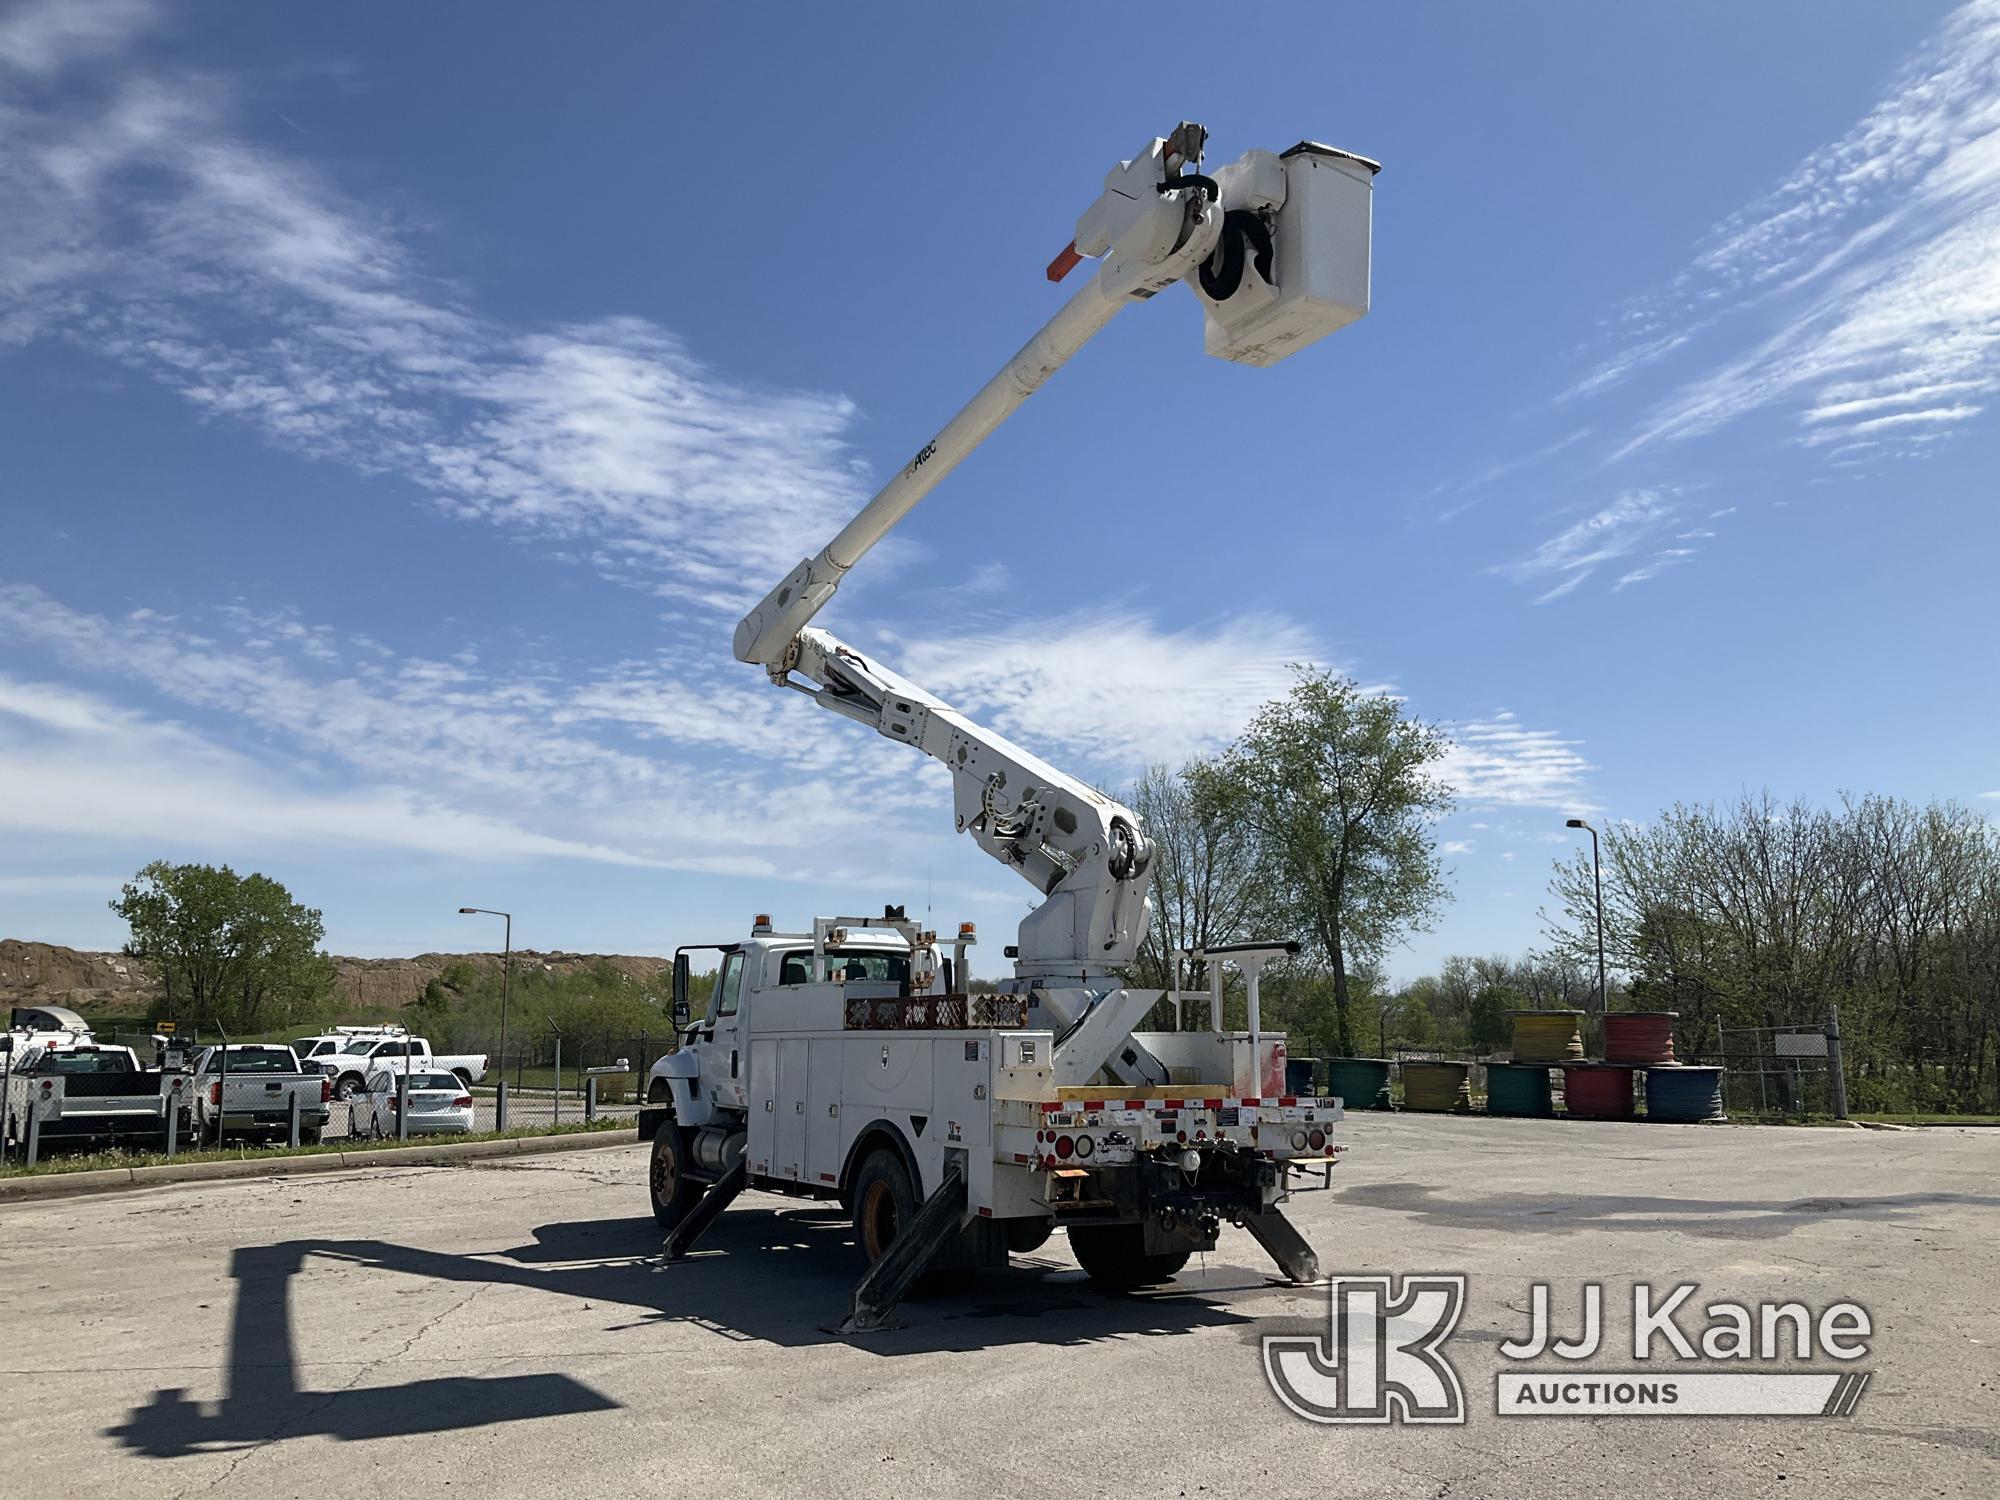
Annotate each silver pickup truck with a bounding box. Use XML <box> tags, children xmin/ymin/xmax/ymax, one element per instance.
<box><xmin>189</xmin><ymin>1045</ymin><xmax>332</xmax><ymax>1144</ymax></box>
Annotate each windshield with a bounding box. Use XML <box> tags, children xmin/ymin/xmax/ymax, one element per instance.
<box><xmin>779</xmin><ymin>949</ymin><xmax>912</xmax><ymax>986</ymax></box>
<box><xmin>340</xmin><ymin>1039</ymin><xmax>376</xmax><ymax>1054</ymax></box>
<box><xmin>206</xmin><ymin>1049</ymin><xmax>297</xmax><ymax>1074</ymax></box>
<box><xmin>38</xmin><ymin>1049</ymin><xmax>134</xmax><ymax>1074</ymax></box>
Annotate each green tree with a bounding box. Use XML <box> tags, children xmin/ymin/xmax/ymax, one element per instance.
<box><xmin>1468</xmin><ymin>983</ymin><xmax>1525</xmax><ymax>1054</ymax></box>
<box><xmin>1213</xmin><ymin>669</ymin><xmax>1454</xmax><ymax>1056</ymax></box>
<box><xmin>111</xmin><ymin>860</ymin><xmax>335</xmax><ymax>1030</ymax></box>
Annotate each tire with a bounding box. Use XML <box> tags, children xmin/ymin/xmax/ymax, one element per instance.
<box><xmin>300</xmin><ymin>1127</ymin><xmax>322</xmax><ymax>1146</ymax></box>
<box><xmin>649</xmin><ymin>1124</ymin><xmax>700</xmax><ymax>1230</ymax></box>
<box><xmin>335</xmin><ymin>1074</ymin><xmax>364</xmax><ymax>1101</ymax></box>
<box><xmin>851</xmin><ymin>1147</ymin><xmax>917</xmax><ymax>1268</ymax></box>
<box><xmin>1067</xmin><ymin>1224</ymin><xmax>1190</xmax><ymax>1289</ymax></box>
<box><xmin>1005</xmin><ymin>1218</ymin><xmax>1055</xmax><ymax>1255</ymax></box>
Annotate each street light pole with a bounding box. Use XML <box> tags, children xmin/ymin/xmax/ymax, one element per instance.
<box><xmin>458</xmin><ymin>907</ymin><xmax>512</xmax><ymax>1077</ymax></box>
<box><xmin>1565</xmin><ymin>819</ymin><xmax>1607</xmax><ymax>1040</ymax></box>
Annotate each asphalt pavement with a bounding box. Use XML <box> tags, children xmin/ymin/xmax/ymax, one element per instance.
<box><xmin>1</xmin><ymin>1113</ymin><xmax>1994</xmax><ymax>1498</ymax></box>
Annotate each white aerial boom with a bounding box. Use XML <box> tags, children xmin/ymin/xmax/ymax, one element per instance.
<box><xmin>732</xmin><ymin>123</ymin><xmax>1376</xmax><ymax>1070</ymax></box>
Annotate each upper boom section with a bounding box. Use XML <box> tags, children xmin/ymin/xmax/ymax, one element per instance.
<box><xmin>733</xmin><ymin>125</ymin><xmax>1378</xmax><ymax>671</ymax></box>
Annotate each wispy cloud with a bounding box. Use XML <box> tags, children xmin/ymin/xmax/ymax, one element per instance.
<box><xmin>893</xmin><ymin>609</ymin><xmax>1323</xmax><ymax>774</ymax></box>
<box><xmin>1476</xmin><ymin>3</ymin><xmax>2000</xmax><ymax>603</ymax></box>
<box><xmin>0</xmin><ymin>7</ymin><xmax>869</xmax><ymax>603</ymax></box>
<box><xmin>1602</xmin><ymin>1</ymin><xmax>2000</xmax><ymax>459</ymax></box>
<box><xmin>1439</xmin><ymin>711</ymin><xmax>1595</xmax><ymax>811</ymax></box>
<box><xmin>1492</xmin><ymin>489</ymin><xmax>1685</xmax><ymax>603</ymax></box>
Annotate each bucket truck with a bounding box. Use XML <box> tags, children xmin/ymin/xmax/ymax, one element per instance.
<box><xmin>641</xmin><ymin>123</ymin><xmax>1378</xmax><ymax>1330</ymax></box>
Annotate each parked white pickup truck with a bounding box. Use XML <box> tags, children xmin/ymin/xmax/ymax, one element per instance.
<box><xmin>190</xmin><ymin>1045</ymin><xmax>332</xmax><ymax>1144</ymax></box>
<box><xmin>312</xmin><ymin>1034</ymin><xmax>487</xmax><ymax>1098</ymax></box>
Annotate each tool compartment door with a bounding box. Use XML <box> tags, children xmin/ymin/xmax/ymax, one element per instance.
<box><xmin>807</xmin><ymin>1038</ymin><xmax>842</xmax><ymax>1189</ymax></box>
<box><xmin>773</xmin><ymin>1037</ymin><xmax>809</xmax><ymax>1181</ymax></box>
<box><xmin>746</xmin><ymin>1037</ymin><xmax>777</xmax><ymax>1174</ymax></box>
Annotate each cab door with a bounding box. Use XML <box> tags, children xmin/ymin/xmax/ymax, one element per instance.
<box><xmin>698</xmin><ymin>950</ymin><xmax>749</xmax><ymax>1112</ymax></box>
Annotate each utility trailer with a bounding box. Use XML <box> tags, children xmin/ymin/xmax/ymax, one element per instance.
<box><xmin>643</xmin><ymin>119</ymin><xmax>1376</xmax><ymax>1328</ymax></box>
<box><xmin>643</xmin><ymin>913</ymin><xmax>1337</xmax><ymax>1329</ymax></box>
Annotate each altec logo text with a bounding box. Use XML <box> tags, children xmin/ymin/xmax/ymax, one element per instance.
<box><xmin>1264</xmin><ymin>1275</ymin><xmax>1874</xmax><ymax>1424</ymax></box>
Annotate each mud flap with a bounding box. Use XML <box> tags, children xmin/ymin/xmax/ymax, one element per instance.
<box><xmin>1243</xmin><ymin>1205</ymin><xmax>1320</xmax><ymax>1284</ymax></box>
<box><xmin>661</xmin><ymin>1158</ymin><xmax>747</xmax><ymax>1261</ymax></box>
<box><xmin>835</xmin><ymin>1161</ymin><xmax>968</xmax><ymax>1334</ymax></box>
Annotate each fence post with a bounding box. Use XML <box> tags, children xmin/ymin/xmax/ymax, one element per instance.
<box><xmin>165</xmin><ymin>1084</ymin><xmax>179</xmax><ymax>1157</ymax></box>
<box><xmin>553</xmin><ymin>1035</ymin><xmax>562</xmax><ymax>1126</ymax></box>
<box><xmin>397</xmin><ymin>1070</ymin><xmax>410</xmax><ymax>1142</ymax></box>
<box><xmin>586</xmin><ymin>1075</ymin><xmax>598</xmax><ymax>1123</ymax></box>
<box><xmin>288</xmin><ymin>1092</ymin><xmax>301</xmax><ymax>1148</ymax></box>
<box><xmin>496</xmin><ymin>1078</ymin><xmax>509</xmax><ymax>1132</ymax></box>
<box><xmin>24</xmin><ymin>1100</ymin><xmax>39</xmax><ymax>1168</ymax></box>
<box><xmin>1825</xmin><ymin>1006</ymin><xmax>1849</xmax><ymax>1121</ymax></box>
<box><xmin>638</xmin><ymin>1030</ymin><xmax>647</xmax><ymax>1103</ymax></box>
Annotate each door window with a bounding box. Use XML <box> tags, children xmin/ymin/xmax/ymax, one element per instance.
<box><xmin>712</xmin><ymin>952</ymin><xmax>744</xmax><ymax>1019</ymax></box>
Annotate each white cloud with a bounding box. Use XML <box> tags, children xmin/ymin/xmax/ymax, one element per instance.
<box><xmin>1602</xmin><ymin>1</ymin><xmax>2000</xmax><ymax>459</ymax></box>
<box><xmin>1441</xmin><ymin>840</ymin><xmax>1475</xmax><ymax>855</ymax></box>
<box><xmin>893</xmin><ymin>608</ymin><xmax>1322</xmax><ymax>775</ymax></box>
<box><xmin>0</xmin><ymin>40</ymin><xmax>869</xmax><ymax>603</ymax></box>
<box><xmin>0</xmin><ymin>0</ymin><xmax>155</xmax><ymax>78</ymax></box>
<box><xmin>0</xmin><ymin>673</ymin><xmax>663</xmax><ymax>868</ymax></box>
<box><xmin>1494</xmin><ymin>489</ymin><xmax>1684</xmax><ymax>602</ymax></box>
<box><xmin>1438</xmin><ymin>712</ymin><xmax>1595</xmax><ymax>812</ymax></box>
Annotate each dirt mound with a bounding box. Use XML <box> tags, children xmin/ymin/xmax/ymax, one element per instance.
<box><xmin>0</xmin><ymin>939</ymin><xmax>671</xmax><ymax>1015</ymax></box>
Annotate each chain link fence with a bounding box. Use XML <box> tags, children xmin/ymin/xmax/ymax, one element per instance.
<box><xmin>3</xmin><ymin>1028</ymin><xmax>674</xmax><ymax>1164</ymax></box>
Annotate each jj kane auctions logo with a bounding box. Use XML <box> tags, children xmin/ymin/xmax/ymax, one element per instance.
<box><xmin>1265</xmin><ymin>1276</ymin><xmax>1873</xmax><ymax>1423</ymax></box>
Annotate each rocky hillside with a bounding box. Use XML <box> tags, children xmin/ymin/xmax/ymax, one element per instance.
<box><xmin>0</xmin><ymin>939</ymin><xmax>670</xmax><ymax>1015</ymax></box>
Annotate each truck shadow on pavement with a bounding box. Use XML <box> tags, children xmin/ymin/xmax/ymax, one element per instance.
<box><xmin>105</xmin><ymin>1240</ymin><xmax>620</xmax><ymax>1460</ymax></box>
<box><xmin>108</xmin><ymin>1201</ymin><xmax>1297</xmax><ymax>1457</ymax></box>
<box><xmin>493</xmin><ymin>1205</ymin><xmax>1291</xmax><ymax>1352</ymax></box>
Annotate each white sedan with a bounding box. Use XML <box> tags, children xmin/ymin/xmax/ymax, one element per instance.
<box><xmin>351</xmin><ymin>1068</ymin><xmax>476</xmax><ymax>1137</ymax></box>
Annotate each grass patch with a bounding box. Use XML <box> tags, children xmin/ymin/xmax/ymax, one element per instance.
<box><xmin>0</xmin><ymin>1117</ymin><xmax>627</xmax><ymax>1178</ymax></box>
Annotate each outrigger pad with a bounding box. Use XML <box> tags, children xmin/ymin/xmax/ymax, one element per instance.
<box><xmin>835</xmin><ymin>1163</ymin><xmax>968</xmax><ymax>1335</ymax></box>
<box><xmin>1243</xmin><ymin>1207</ymin><xmax>1321</xmax><ymax>1285</ymax></box>
<box><xmin>661</xmin><ymin>1159</ymin><xmax>748</xmax><ymax>1262</ymax></box>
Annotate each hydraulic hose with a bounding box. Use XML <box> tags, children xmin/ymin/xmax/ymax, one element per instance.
<box><xmin>1198</xmin><ymin>209</ymin><xmax>1274</xmax><ymax>302</ymax></box>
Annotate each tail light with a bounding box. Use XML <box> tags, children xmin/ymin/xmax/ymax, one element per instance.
<box><xmin>1054</xmin><ymin>1134</ymin><xmax>1074</xmax><ymax>1159</ymax></box>
<box><xmin>1291</xmin><ymin>1129</ymin><xmax>1309</xmax><ymax>1150</ymax></box>
<box><xmin>321</xmin><ymin>1079</ymin><xmax>333</xmax><ymax>1104</ymax></box>
<box><xmin>453</xmin><ymin>1096</ymin><xmax>471</xmax><ymax>1109</ymax></box>
<box><xmin>1072</xmin><ymin>1133</ymin><xmax>1094</xmax><ymax>1159</ymax></box>
<box><xmin>209</xmin><ymin>1083</ymin><xmax>222</xmax><ymax>1106</ymax></box>
<box><xmin>1308</xmin><ymin>1127</ymin><xmax>1327</xmax><ymax>1151</ymax></box>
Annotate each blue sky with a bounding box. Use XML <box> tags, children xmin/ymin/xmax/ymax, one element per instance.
<box><xmin>3</xmin><ymin>0</ymin><xmax>1996</xmax><ymax>979</ymax></box>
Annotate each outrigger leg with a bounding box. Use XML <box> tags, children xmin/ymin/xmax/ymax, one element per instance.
<box><xmin>1244</xmin><ymin>1206</ymin><xmax>1321</xmax><ymax>1284</ymax></box>
<box><xmin>835</xmin><ymin>1163</ymin><xmax>968</xmax><ymax>1334</ymax></box>
<box><xmin>662</xmin><ymin>1159</ymin><xmax>748</xmax><ymax>1261</ymax></box>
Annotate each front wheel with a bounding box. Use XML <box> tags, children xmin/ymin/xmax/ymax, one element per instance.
<box><xmin>649</xmin><ymin>1124</ymin><xmax>700</xmax><ymax>1230</ymax></box>
<box><xmin>335</xmin><ymin>1074</ymin><xmax>364</xmax><ymax>1101</ymax></box>
<box><xmin>851</xmin><ymin>1148</ymin><xmax>916</xmax><ymax>1267</ymax></box>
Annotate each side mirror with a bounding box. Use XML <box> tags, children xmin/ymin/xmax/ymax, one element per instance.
<box><xmin>671</xmin><ymin>952</ymin><xmax>691</xmax><ymax>1027</ymax></box>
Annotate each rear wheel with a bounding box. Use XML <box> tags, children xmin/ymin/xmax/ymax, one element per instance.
<box><xmin>1005</xmin><ymin>1218</ymin><xmax>1055</xmax><ymax>1255</ymax></box>
<box><xmin>1067</xmin><ymin>1224</ymin><xmax>1190</xmax><ymax>1289</ymax></box>
<box><xmin>299</xmin><ymin>1127</ymin><xmax>322</xmax><ymax>1146</ymax></box>
<box><xmin>335</xmin><ymin>1074</ymin><xmax>364</xmax><ymax>1101</ymax></box>
<box><xmin>851</xmin><ymin>1148</ymin><xmax>916</xmax><ymax>1267</ymax></box>
<box><xmin>649</xmin><ymin>1124</ymin><xmax>700</xmax><ymax>1230</ymax></box>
